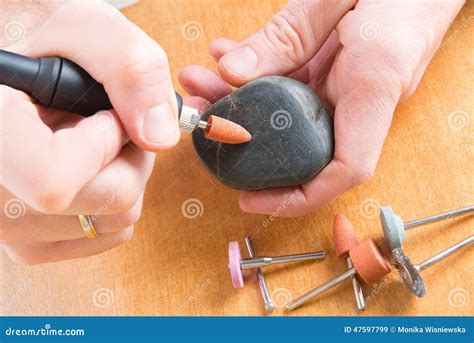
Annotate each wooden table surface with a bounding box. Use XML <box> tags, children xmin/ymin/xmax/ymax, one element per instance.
<box><xmin>1</xmin><ymin>0</ymin><xmax>473</xmax><ymax>316</ymax></box>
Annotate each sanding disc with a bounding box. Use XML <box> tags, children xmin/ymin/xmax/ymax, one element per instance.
<box><xmin>392</xmin><ymin>248</ymin><xmax>426</xmax><ymax>297</ymax></box>
<box><xmin>228</xmin><ymin>241</ymin><xmax>244</xmax><ymax>288</ymax></box>
<box><xmin>380</xmin><ymin>206</ymin><xmax>405</xmax><ymax>250</ymax></box>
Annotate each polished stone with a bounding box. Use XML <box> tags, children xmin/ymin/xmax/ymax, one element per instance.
<box><xmin>192</xmin><ymin>76</ymin><xmax>334</xmax><ymax>190</ymax></box>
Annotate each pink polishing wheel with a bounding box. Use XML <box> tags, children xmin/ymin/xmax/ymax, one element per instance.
<box><xmin>333</xmin><ymin>213</ymin><xmax>359</xmax><ymax>258</ymax></box>
<box><xmin>349</xmin><ymin>240</ymin><xmax>391</xmax><ymax>284</ymax></box>
<box><xmin>228</xmin><ymin>241</ymin><xmax>244</xmax><ymax>288</ymax></box>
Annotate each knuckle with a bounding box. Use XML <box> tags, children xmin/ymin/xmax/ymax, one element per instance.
<box><xmin>263</xmin><ymin>10</ymin><xmax>307</xmax><ymax>64</ymax></box>
<box><xmin>113</xmin><ymin>194</ymin><xmax>138</xmax><ymax>215</ymax></box>
<box><xmin>119</xmin><ymin>41</ymin><xmax>169</xmax><ymax>91</ymax></box>
<box><xmin>110</xmin><ymin>178</ymin><xmax>143</xmax><ymax>214</ymax></box>
<box><xmin>34</xmin><ymin>190</ymin><xmax>70</xmax><ymax>214</ymax></box>
<box><xmin>116</xmin><ymin>205</ymin><xmax>142</xmax><ymax>229</ymax></box>
<box><xmin>337</xmin><ymin>158</ymin><xmax>376</xmax><ymax>188</ymax></box>
<box><xmin>32</xmin><ymin>156</ymin><xmax>80</xmax><ymax>214</ymax></box>
<box><xmin>352</xmin><ymin>164</ymin><xmax>376</xmax><ymax>186</ymax></box>
<box><xmin>33</xmin><ymin>182</ymin><xmax>72</xmax><ymax>214</ymax></box>
<box><xmin>114</xmin><ymin>201</ymin><xmax>142</xmax><ymax>231</ymax></box>
<box><xmin>5</xmin><ymin>248</ymin><xmax>42</xmax><ymax>265</ymax></box>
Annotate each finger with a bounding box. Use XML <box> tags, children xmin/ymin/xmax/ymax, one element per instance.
<box><xmin>239</xmin><ymin>186</ymin><xmax>306</xmax><ymax>216</ymax></box>
<box><xmin>0</xmin><ymin>195</ymin><xmax>143</xmax><ymax>244</ymax></box>
<box><xmin>1</xmin><ymin>86</ymin><xmax>126</xmax><ymax>213</ymax></box>
<box><xmin>35</xmin><ymin>107</ymin><xmax>79</xmax><ymax>130</ymax></box>
<box><xmin>285</xmin><ymin>30</ymin><xmax>342</xmax><ymax>110</ymax></box>
<box><xmin>216</xmin><ymin>0</ymin><xmax>355</xmax><ymax>86</ymax></box>
<box><xmin>303</xmin><ymin>30</ymin><xmax>341</xmax><ymax>103</ymax></box>
<box><xmin>209</xmin><ymin>38</ymin><xmax>239</xmax><ymax>61</ymax></box>
<box><xmin>209</xmin><ymin>31</ymin><xmax>342</xmax><ymax>93</ymax></box>
<box><xmin>179</xmin><ymin>65</ymin><xmax>232</xmax><ymax>102</ymax></box>
<box><xmin>62</xmin><ymin>144</ymin><xmax>154</xmax><ymax>215</ymax></box>
<box><xmin>3</xmin><ymin>226</ymin><xmax>134</xmax><ymax>265</ymax></box>
<box><xmin>239</xmin><ymin>159</ymin><xmax>354</xmax><ymax>217</ymax></box>
<box><xmin>6</xmin><ymin>1</ymin><xmax>179</xmax><ymax>151</ymax></box>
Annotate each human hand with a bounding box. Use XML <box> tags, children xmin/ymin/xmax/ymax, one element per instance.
<box><xmin>179</xmin><ymin>0</ymin><xmax>465</xmax><ymax>217</ymax></box>
<box><xmin>0</xmin><ymin>1</ymin><xmax>178</xmax><ymax>264</ymax></box>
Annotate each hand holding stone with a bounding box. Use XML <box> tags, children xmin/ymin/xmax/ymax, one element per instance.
<box><xmin>179</xmin><ymin>0</ymin><xmax>464</xmax><ymax>217</ymax></box>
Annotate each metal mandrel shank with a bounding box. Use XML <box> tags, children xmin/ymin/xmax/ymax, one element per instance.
<box><xmin>286</xmin><ymin>268</ymin><xmax>356</xmax><ymax>311</ymax></box>
<box><xmin>417</xmin><ymin>235</ymin><xmax>473</xmax><ymax>271</ymax></box>
<box><xmin>244</xmin><ymin>237</ymin><xmax>275</xmax><ymax>312</ymax></box>
<box><xmin>404</xmin><ymin>205</ymin><xmax>474</xmax><ymax>230</ymax></box>
<box><xmin>240</xmin><ymin>251</ymin><xmax>325</xmax><ymax>269</ymax></box>
<box><xmin>347</xmin><ymin>258</ymin><xmax>365</xmax><ymax>310</ymax></box>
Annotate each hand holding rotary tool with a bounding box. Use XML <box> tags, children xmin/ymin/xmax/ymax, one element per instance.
<box><xmin>0</xmin><ymin>50</ymin><xmax>251</xmax><ymax>145</ymax></box>
<box><xmin>0</xmin><ymin>1</ymin><xmax>330</xmax><ymax>264</ymax></box>
<box><xmin>0</xmin><ymin>1</ymin><xmax>208</xmax><ymax>264</ymax></box>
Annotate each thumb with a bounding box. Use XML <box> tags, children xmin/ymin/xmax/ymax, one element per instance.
<box><xmin>217</xmin><ymin>0</ymin><xmax>355</xmax><ymax>86</ymax></box>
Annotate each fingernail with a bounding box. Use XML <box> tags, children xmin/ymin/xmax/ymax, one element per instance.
<box><xmin>143</xmin><ymin>101</ymin><xmax>180</xmax><ymax>147</ymax></box>
<box><xmin>220</xmin><ymin>46</ymin><xmax>258</xmax><ymax>78</ymax></box>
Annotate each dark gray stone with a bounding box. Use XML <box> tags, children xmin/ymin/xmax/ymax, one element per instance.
<box><xmin>192</xmin><ymin>76</ymin><xmax>334</xmax><ymax>190</ymax></box>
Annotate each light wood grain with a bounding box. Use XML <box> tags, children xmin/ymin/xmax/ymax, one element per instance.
<box><xmin>1</xmin><ymin>0</ymin><xmax>473</xmax><ymax>316</ymax></box>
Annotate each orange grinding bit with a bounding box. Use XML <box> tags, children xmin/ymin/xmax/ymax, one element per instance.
<box><xmin>204</xmin><ymin>115</ymin><xmax>252</xmax><ymax>144</ymax></box>
<box><xmin>349</xmin><ymin>240</ymin><xmax>391</xmax><ymax>284</ymax></box>
<box><xmin>332</xmin><ymin>213</ymin><xmax>366</xmax><ymax>310</ymax></box>
<box><xmin>333</xmin><ymin>213</ymin><xmax>359</xmax><ymax>258</ymax></box>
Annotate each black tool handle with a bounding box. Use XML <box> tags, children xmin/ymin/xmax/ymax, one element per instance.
<box><xmin>0</xmin><ymin>49</ymin><xmax>183</xmax><ymax>116</ymax></box>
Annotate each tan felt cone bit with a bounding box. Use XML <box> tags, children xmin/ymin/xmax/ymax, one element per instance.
<box><xmin>204</xmin><ymin>115</ymin><xmax>252</xmax><ymax>144</ymax></box>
